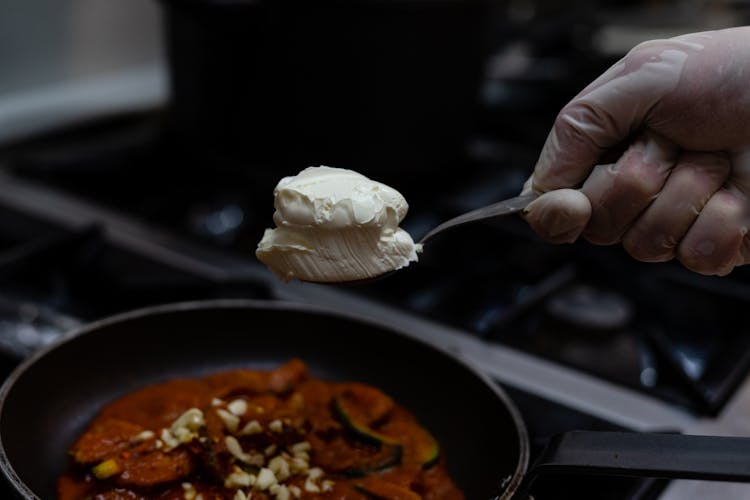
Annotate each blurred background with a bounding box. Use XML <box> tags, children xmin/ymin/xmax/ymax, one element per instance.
<box><xmin>2</xmin><ymin>2</ymin><xmax>750</xmax><ymax>498</ymax></box>
<box><xmin>2</xmin><ymin>0</ymin><xmax>748</xmax><ymax>251</ymax></box>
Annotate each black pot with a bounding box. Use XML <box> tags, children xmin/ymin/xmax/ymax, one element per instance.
<box><xmin>159</xmin><ymin>0</ymin><xmax>497</xmax><ymax>182</ymax></box>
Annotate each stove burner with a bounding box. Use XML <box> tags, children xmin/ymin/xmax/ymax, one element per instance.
<box><xmin>0</xmin><ymin>295</ymin><xmax>79</xmax><ymax>358</ymax></box>
<box><xmin>545</xmin><ymin>284</ymin><xmax>633</xmax><ymax>331</ymax></box>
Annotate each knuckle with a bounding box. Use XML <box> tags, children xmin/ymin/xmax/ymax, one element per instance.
<box><xmin>622</xmin><ymin>229</ymin><xmax>676</xmax><ymax>262</ymax></box>
<box><xmin>677</xmin><ymin>234</ymin><xmax>741</xmax><ymax>276</ymax></box>
<box><xmin>558</xmin><ymin>101</ymin><xmax>619</xmax><ymax>149</ymax></box>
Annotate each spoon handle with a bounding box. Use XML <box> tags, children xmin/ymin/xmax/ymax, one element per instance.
<box><xmin>419</xmin><ymin>193</ymin><xmax>539</xmax><ymax>244</ymax></box>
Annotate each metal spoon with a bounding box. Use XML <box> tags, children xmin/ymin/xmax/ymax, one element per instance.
<box><xmin>417</xmin><ymin>192</ymin><xmax>538</xmax><ymax>245</ymax></box>
<box><xmin>330</xmin><ymin>192</ymin><xmax>539</xmax><ymax>285</ymax></box>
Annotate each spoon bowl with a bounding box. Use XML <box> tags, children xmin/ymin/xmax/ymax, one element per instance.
<box><xmin>318</xmin><ymin>193</ymin><xmax>539</xmax><ymax>285</ymax></box>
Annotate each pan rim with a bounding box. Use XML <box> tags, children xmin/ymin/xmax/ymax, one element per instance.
<box><xmin>0</xmin><ymin>298</ymin><xmax>530</xmax><ymax>499</ymax></box>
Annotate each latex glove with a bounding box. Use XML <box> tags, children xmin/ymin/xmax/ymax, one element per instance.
<box><xmin>522</xmin><ymin>26</ymin><xmax>750</xmax><ymax>276</ymax></box>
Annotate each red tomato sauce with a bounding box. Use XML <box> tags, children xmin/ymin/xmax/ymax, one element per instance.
<box><xmin>58</xmin><ymin>360</ymin><xmax>464</xmax><ymax>500</ymax></box>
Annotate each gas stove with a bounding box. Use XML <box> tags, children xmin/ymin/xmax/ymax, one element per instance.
<box><xmin>4</xmin><ymin>2</ymin><xmax>750</xmax><ymax>495</ymax></box>
<box><xmin>2</xmin><ymin>114</ymin><xmax>750</xmax><ymax>499</ymax></box>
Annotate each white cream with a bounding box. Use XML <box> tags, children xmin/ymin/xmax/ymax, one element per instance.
<box><xmin>256</xmin><ymin>166</ymin><xmax>420</xmax><ymax>282</ymax></box>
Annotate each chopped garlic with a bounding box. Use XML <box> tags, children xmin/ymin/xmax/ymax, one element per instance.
<box><xmin>211</xmin><ymin>397</ymin><xmax>225</xmax><ymax>407</ymax></box>
<box><xmin>234</xmin><ymin>491</ymin><xmax>248</xmax><ymax>500</ymax></box>
<box><xmin>288</xmin><ymin>485</ymin><xmax>302</xmax><ymax>498</ymax></box>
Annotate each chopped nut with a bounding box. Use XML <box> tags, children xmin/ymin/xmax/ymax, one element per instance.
<box><xmin>275</xmin><ymin>484</ymin><xmax>291</xmax><ymax>500</ymax></box>
<box><xmin>225</xmin><ymin>436</ymin><xmax>252</xmax><ymax>464</ymax></box>
<box><xmin>225</xmin><ymin>466</ymin><xmax>255</xmax><ymax>488</ymax></box>
<box><xmin>174</xmin><ymin>426</ymin><xmax>196</xmax><ymax>444</ymax></box>
<box><xmin>233</xmin><ymin>491</ymin><xmax>248</xmax><ymax>500</ymax></box>
<box><xmin>160</xmin><ymin>428</ymin><xmax>180</xmax><ymax>451</ymax></box>
<box><xmin>268</xmin><ymin>456</ymin><xmax>291</xmax><ymax>481</ymax></box>
<box><xmin>290</xmin><ymin>441</ymin><xmax>310</xmax><ymax>454</ymax></box>
<box><xmin>304</xmin><ymin>477</ymin><xmax>321</xmax><ymax>493</ymax></box>
<box><xmin>288</xmin><ymin>485</ymin><xmax>302</xmax><ymax>499</ymax></box>
<box><xmin>264</xmin><ymin>444</ymin><xmax>277</xmax><ymax>456</ymax></box>
<box><xmin>255</xmin><ymin>467</ymin><xmax>277</xmax><ymax>490</ymax></box>
<box><xmin>131</xmin><ymin>430</ymin><xmax>155</xmax><ymax>443</ymax></box>
<box><xmin>268</xmin><ymin>419</ymin><xmax>283</xmax><ymax>433</ymax></box>
<box><xmin>228</xmin><ymin>399</ymin><xmax>248</xmax><ymax>416</ymax></box>
<box><xmin>247</xmin><ymin>452</ymin><xmax>266</xmax><ymax>467</ymax></box>
<box><xmin>240</xmin><ymin>420</ymin><xmax>263</xmax><ymax>435</ymax></box>
<box><xmin>182</xmin><ymin>482</ymin><xmax>197</xmax><ymax>500</ymax></box>
<box><xmin>172</xmin><ymin>408</ymin><xmax>205</xmax><ymax>432</ymax></box>
<box><xmin>162</xmin><ymin>408</ymin><xmax>205</xmax><ymax>451</ymax></box>
<box><xmin>217</xmin><ymin>409</ymin><xmax>240</xmax><ymax>433</ymax></box>
<box><xmin>321</xmin><ymin>480</ymin><xmax>334</xmax><ymax>492</ymax></box>
<box><xmin>155</xmin><ymin>439</ymin><xmax>164</xmax><ymax>449</ymax></box>
<box><xmin>211</xmin><ymin>397</ymin><xmax>225</xmax><ymax>407</ymax></box>
<box><xmin>307</xmin><ymin>467</ymin><xmax>323</xmax><ymax>480</ymax></box>
<box><xmin>289</xmin><ymin>457</ymin><xmax>309</xmax><ymax>474</ymax></box>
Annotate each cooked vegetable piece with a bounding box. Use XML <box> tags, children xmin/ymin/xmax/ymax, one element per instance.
<box><xmin>114</xmin><ymin>447</ymin><xmax>195</xmax><ymax>487</ymax></box>
<box><xmin>332</xmin><ymin>395</ymin><xmax>399</xmax><ymax>446</ymax></box>
<box><xmin>58</xmin><ymin>360</ymin><xmax>463</xmax><ymax>500</ymax></box>
<box><xmin>343</xmin><ymin>444</ymin><xmax>404</xmax><ymax>477</ymax></box>
<box><xmin>70</xmin><ymin>419</ymin><xmax>144</xmax><ymax>464</ymax></box>
<box><xmin>417</xmin><ymin>434</ymin><xmax>440</xmax><ymax>469</ymax></box>
<box><xmin>333</xmin><ymin>392</ymin><xmax>440</xmax><ymax>469</ymax></box>
<box><xmin>337</xmin><ymin>383</ymin><xmax>395</xmax><ymax>425</ymax></box>
<box><xmin>91</xmin><ymin>459</ymin><xmax>120</xmax><ymax>479</ymax></box>
<box><xmin>355</xmin><ymin>478</ymin><xmax>423</xmax><ymax>500</ymax></box>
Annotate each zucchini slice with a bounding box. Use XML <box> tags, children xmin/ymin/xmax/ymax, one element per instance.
<box><xmin>333</xmin><ymin>394</ymin><xmax>440</xmax><ymax>469</ymax></box>
<box><xmin>332</xmin><ymin>395</ymin><xmax>403</xmax><ymax>475</ymax></box>
<box><xmin>332</xmin><ymin>395</ymin><xmax>399</xmax><ymax>446</ymax></box>
<box><xmin>415</xmin><ymin>431</ymin><xmax>440</xmax><ymax>469</ymax></box>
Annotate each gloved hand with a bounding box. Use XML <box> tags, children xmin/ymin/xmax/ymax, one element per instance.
<box><xmin>522</xmin><ymin>26</ymin><xmax>750</xmax><ymax>276</ymax></box>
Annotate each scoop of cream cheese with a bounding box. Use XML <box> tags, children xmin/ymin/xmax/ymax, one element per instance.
<box><xmin>256</xmin><ymin>166</ymin><xmax>421</xmax><ymax>282</ymax></box>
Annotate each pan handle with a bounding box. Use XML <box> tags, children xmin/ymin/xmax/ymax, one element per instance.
<box><xmin>515</xmin><ymin>430</ymin><xmax>750</xmax><ymax>498</ymax></box>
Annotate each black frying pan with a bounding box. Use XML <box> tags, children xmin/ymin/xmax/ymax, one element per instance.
<box><xmin>2</xmin><ymin>300</ymin><xmax>750</xmax><ymax>500</ymax></box>
<box><xmin>0</xmin><ymin>300</ymin><xmax>529</xmax><ymax>499</ymax></box>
